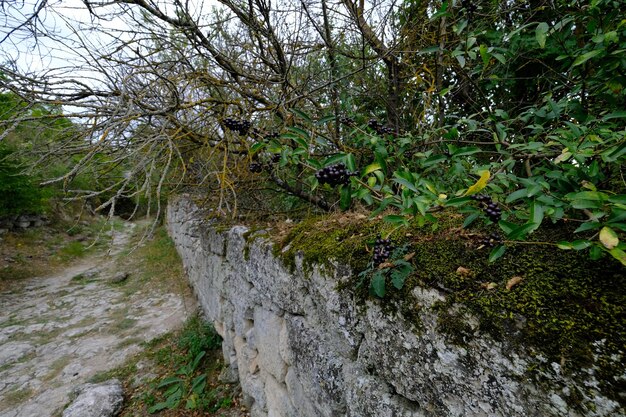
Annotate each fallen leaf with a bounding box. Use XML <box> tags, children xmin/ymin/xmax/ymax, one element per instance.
<box><xmin>456</xmin><ymin>266</ymin><xmax>471</xmax><ymax>276</ymax></box>
<box><xmin>378</xmin><ymin>262</ymin><xmax>394</xmax><ymax>269</ymax></box>
<box><xmin>506</xmin><ymin>276</ymin><xmax>524</xmax><ymax>290</ymax></box>
<box><xmin>403</xmin><ymin>252</ymin><xmax>416</xmax><ymax>261</ymax></box>
<box><xmin>481</xmin><ymin>282</ymin><xmax>497</xmax><ymax>290</ymax></box>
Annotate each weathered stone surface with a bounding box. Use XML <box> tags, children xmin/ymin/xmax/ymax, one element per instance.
<box><xmin>0</xmin><ymin>342</ymin><xmax>34</xmax><ymax>366</ymax></box>
<box><xmin>0</xmin><ymin>220</ymin><xmax>196</xmax><ymax>417</ymax></box>
<box><xmin>109</xmin><ymin>271</ymin><xmax>129</xmax><ymax>283</ymax></box>
<box><xmin>62</xmin><ymin>379</ymin><xmax>123</xmax><ymax>417</ymax></box>
<box><xmin>166</xmin><ymin>195</ymin><xmax>625</xmax><ymax>417</ymax></box>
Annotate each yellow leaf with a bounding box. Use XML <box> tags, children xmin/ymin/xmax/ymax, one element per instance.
<box><xmin>506</xmin><ymin>276</ymin><xmax>524</xmax><ymax>290</ymax></box>
<box><xmin>363</xmin><ymin>162</ymin><xmax>382</xmax><ymax>175</ymax></box>
<box><xmin>464</xmin><ymin>171</ymin><xmax>490</xmax><ymax>196</ymax></box>
<box><xmin>599</xmin><ymin>226</ymin><xmax>619</xmax><ymax>250</ymax></box>
<box><xmin>456</xmin><ymin>266</ymin><xmax>471</xmax><ymax>276</ymax></box>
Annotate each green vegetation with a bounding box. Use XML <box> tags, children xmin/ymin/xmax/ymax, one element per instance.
<box><xmin>97</xmin><ymin>314</ymin><xmax>240</xmax><ymax>416</ymax></box>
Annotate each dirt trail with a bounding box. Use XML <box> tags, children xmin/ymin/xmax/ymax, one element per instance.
<box><xmin>0</xmin><ymin>222</ymin><xmax>197</xmax><ymax>417</ymax></box>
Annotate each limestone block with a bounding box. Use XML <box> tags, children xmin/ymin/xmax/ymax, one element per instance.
<box><xmin>254</xmin><ymin>307</ymin><xmax>287</xmax><ymax>382</ymax></box>
<box><xmin>283</xmin><ymin>315</ymin><xmax>346</xmax><ymax>416</ymax></box>
<box><xmin>264</xmin><ymin>373</ymin><xmax>297</xmax><ymax>417</ymax></box>
<box><xmin>285</xmin><ymin>367</ymin><xmax>323</xmax><ymax>417</ymax></box>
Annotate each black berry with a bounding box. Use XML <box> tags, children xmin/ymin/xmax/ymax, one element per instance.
<box><xmin>314</xmin><ymin>163</ymin><xmax>357</xmax><ymax>187</ymax></box>
<box><xmin>249</xmin><ymin>162</ymin><xmax>263</xmax><ymax>173</ymax></box>
<box><xmin>471</xmin><ymin>194</ymin><xmax>502</xmax><ymax>222</ymax></box>
<box><xmin>373</xmin><ymin>237</ymin><xmax>393</xmax><ymax>266</ymax></box>
<box><xmin>223</xmin><ymin>117</ymin><xmax>252</xmax><ymax>135</ymax></box>
<box><xmin>477</xmin><ymin>232</ymin><xmax>503</xmax><ymax>249</ymax></box>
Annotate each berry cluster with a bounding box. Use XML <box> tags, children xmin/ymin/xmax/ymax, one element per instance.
<box><xmin>340</xmin><ymin>116</ymin><xmax>355</xmax><ymax>126</ymax></box>
<box><xmin>249</xmin><ymin>162</ymin><xmax>263</xmax><ymax>173</ymax></box>
<box><xmin>471</xmin><ymin>194</ymin><xmax>502</xmax><ymax>222</ymax></box>
<box><xmin>367</xmin><ymin>119</ymin><xmax>394</xmax><ymax>135</ymax></box>
<box><xmin>315</xmin><ymin>163</ymin><xmax>358</xmax><ymax>186</ymax></box>
<box><xmin>477</xmin><ymin>232</ymin><xmax>503</xmax><ymax>249</ymax></box>
<box><xmin>223</xmin><ymin>117</ymin><xmax>252</xmax><ymax>135</ymax></box>
<box><xmin>373</xmin><ymin>237</ymin><xmax>393</xmax><ymax>266</ymax></box>
<box><xmin>270</xmin><ymin>154</ymin><xmax>281</xmax><ymax>164</ymax></box>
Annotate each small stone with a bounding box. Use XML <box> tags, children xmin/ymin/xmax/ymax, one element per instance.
<box><xmin>109</xmin><ymin>272</ymin><xmax>129</xmax><ymax>283</ymax></box>
<box><xmin>62</xmin><ymin>379</ymin><xmax>124</xmax><ymax>417</ymax></box>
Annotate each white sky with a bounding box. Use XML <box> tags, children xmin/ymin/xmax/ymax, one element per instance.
<box><xmin>1</xmin><ymin>0</ymin><xmax>220</xmax><ymax>80</ymax></box>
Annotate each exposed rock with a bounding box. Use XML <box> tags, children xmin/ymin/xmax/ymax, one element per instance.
<box><xmin>109</xmin><ymin>272</ymin><xmax>129</xmax><ymax>283</ymax></box>
<box><xmin>166</xmin><ymin>195</ymin><xmax>625</xmax><ymax>417</ymax></box>
<box><xmin>0</xmin><ymin>342</ymin><xmax>34</xmax><ymax>367</ymax></box>
<box><xmin>62</xmin><ymin>379</ymin><xmax>124</xmax><ymax>417</ymax></box>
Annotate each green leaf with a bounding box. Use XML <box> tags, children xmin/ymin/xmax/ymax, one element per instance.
<box><xmin>157</xmin><ymin>377</ymin><xmax>183</xmax><ymax>388</ymax></box>
<box><xmin>324</xmin><ymin>154</ymin><xmax>347</xmax><ymax>166</ymax></box>
<box><xmin>340</xmin><ymin>185</ymin><xmax>352</xmax><ymax>211</ymax></box>
<box><xmin>609</xmin><ymin>247</ymin><xmax>626</xmax><ymax>266</ymax></box>
<box><xmin>444</xmin><ymin>196</ymin><xmax>472</xmax><ymax>207</ymax></box>
<box><xmin>346</xmin><ymin>154</ymin><xmax>357</xmax><ymax>172</ymax></box>
<box><xmin>463</xmin><ymin>212</ymin><xmax>480</xmax><ymax>228</ymax></box>
<box><xmin>355</xmin><ymin>188</ymin><xmax>374</xmax><ymax>205</ymax></box>
<box><xmin>289</xmin><ymin>108</ymin><xmax>312</xmax><ymax>123</ymax></box>
<box><xmin>506</xmin><ymin>188</ymin><xmax>528</xmax><ymax>203</ymax></box>
<box><xmin>148</xmin><ymin>402</ymin><xmax>170</xmax><ymax>413</ymax></box>
<box><xmin>572</xmin><ymin>49</ymin><xmax>603</xmax><ymax>67</ymax></box>
<box><xmin>557</xmin><ymin>241</ymin><xmax>573</xmax><ymax>250</ymax></box>
<box><xmin>536</xmin><ymin>22</ymin><xmax>549</xmax><ymax>48</ymax></box>
<box><xmin>572</xmin><ymin>240</ymin><xmax>592</xmax><ymax>250</ymax></box>
<box><xmin>316</xmin><ymin>114</ymin><xmax>335</xmax><ymax>125</ymax></box>
<box><xmin>392</xmin><ymin>176</ymin><xmax>418</xmax><ymax>193</ymax></box>
<box><xmin>574</xmin><ymin>222</ymin><xmax>601</xmax><ymax>233</ymax></box>
<box><xmin>383</xmin><ymin>214</ymin><xmax>408</xmax><ymax>226</ymax></box>
<box><xmin>249</xmin><ymin>142</ymin><xmax>266</xmax><ymax>154</ymax></box>
<box><xmin>507</xmin><ymin>223</ymin><xmax>539</xmax><ymax>240</ymax></box>
<box><xmin>288</xmin><ymin>126</ymin><xmax>310</xmax><ymax>138</ymax></box>
<box><xmin>567</xmin><ymin>191</ymin><xmax>609</xmax><ymax>201</ymax></box>
<box><xmin>371</xmin><ymin>272</ymin><xmax>386</xmax><ymax>298</ymax></box>
<box><xmin>489</xmin><ymin>245</ymin><xmax>506</xmax><ymax>262</ymax></box>
<box><xmin>599</xmin><ymin>226</ymin><xmax>619</xmax><ymax>249</ymax></box>
<box><xmin>608</xmin><ymin>194</ymin><xmax>626</xmax><ymax>204</ymax></box>
<box><xmin>601</xmin><ymin>143</ymin><xmax>626</xmax><ymax>162</ymax></box>
<box><xmin>451</xmin><ymin>146</ymin><xmax>481</xmax><ymax>157</ymax></box>
<box><xmin>529</xmin><ymin>201</ymin><xmax>544</xmax><ymax>232</ymax></box>
<box><xmin>498</xmin><ymin>220</ymin><xmax>517</xmax><ymax>235</ymax></box>
<box><xmin>391</xmin><ymin>262</ymin><xmax>413</xmax><ymax>289</ymax></box>
<box><xmin>602</xmin><ymin>111</ymin><xmax>626</xmax><ymax>121</ymax></box>
<box><xmin>422</xmin><ymin>154</ymin><xmax>447</xmax><ymax>167</ymax></box>
<box><xmin>191</xmin><ymin>374</ymin><xmax>207</xmax><ymax>395</ymax></box>
<box><xmin>589</xmin><ymin>245</ymin><xmax>604</xmax><ymax>260</ymax></box>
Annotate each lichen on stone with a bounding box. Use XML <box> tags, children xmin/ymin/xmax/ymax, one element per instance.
<box><xmin>272</xmin><ymin>211</ymin><xmax>626</xmax><ymax>409</ymax></box>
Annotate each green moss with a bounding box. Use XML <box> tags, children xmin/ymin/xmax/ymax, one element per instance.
<box><xmin>273</xmin><ymin>213</ymin><xmax>391</xmax><ymax>274</ymax></box>
<box><xmin>272</xmin><ymin>212</ymin><xmax>626</xmax><ymax>408</ymax></box>
<box><xmin>242</xmin><ymin>228</ymin><xmax>270</xmax><ymax>260</ymax></box>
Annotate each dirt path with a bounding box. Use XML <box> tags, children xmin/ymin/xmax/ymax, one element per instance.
<box><xmin>0</xmin><ymin>222</ymin><xmax>197</xmax><ymax>417</ymax></box>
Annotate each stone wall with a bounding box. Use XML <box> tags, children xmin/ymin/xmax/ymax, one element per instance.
<box><xmin>0</xmin><ymin>214</ymin><xmax>48</xmax><ymax>234</ymax></box>
<box><xmin>166</xmin><ymin>195</ymin><xmax>623</xmax><ymax>417</ymax></box>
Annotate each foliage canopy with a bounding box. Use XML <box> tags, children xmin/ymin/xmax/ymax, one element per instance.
<box><xmin>0</xmin><ymin>0</ymin><xmax>624</xmax><ymax>264</ymax></box>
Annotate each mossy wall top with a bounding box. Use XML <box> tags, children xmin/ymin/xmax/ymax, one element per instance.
<box><xmin>168</xmin><ymin>195</ymin><xmax>625</xmax><ymax>417</ymax></box>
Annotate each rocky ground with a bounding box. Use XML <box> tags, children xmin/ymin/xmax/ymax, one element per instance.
<box><xmin>0</xmin><ymin>221</ymin><xmax>198</xmax><ymax>417</ymax></box>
